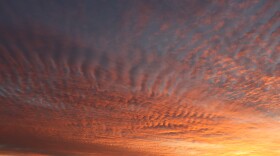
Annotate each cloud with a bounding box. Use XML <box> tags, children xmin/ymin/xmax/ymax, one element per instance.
<box><xmin>0</xmin><ymin>0</ymin><xmax>279</xmax><ymax>155</ymax></box>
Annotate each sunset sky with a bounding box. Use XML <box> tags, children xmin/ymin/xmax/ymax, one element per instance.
<box><xmin>0</xmin><ymin>0</ymin><xmax>279</xmax><ymax>155</ymax></box>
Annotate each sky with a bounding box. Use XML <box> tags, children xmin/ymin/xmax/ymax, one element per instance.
<box><xmin>0</xmin><ymin>0</ymin><xmax>279</xmax><ymax>155</ymax></box>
